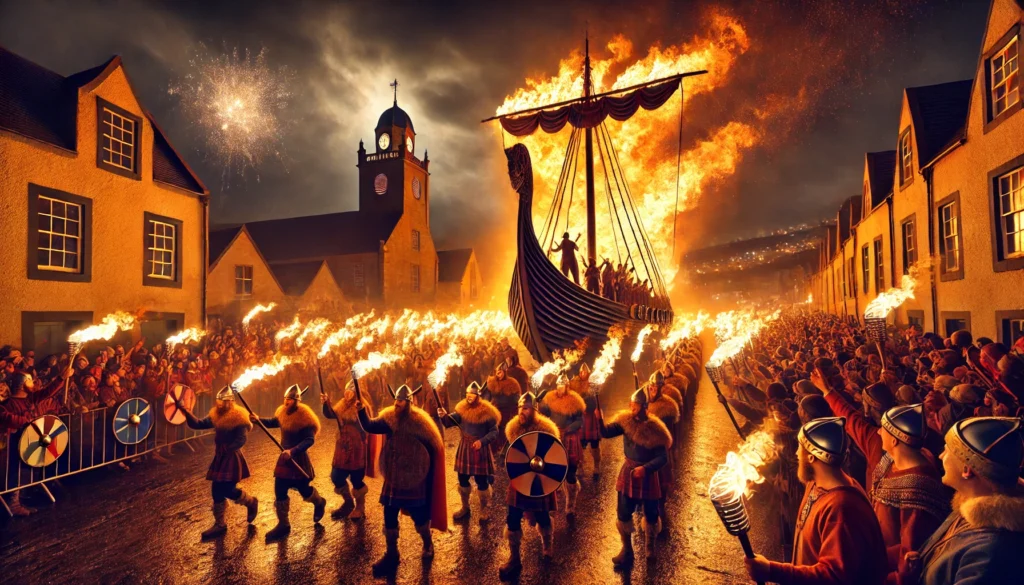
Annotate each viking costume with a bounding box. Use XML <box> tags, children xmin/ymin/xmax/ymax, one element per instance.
<box><xmin>486</xmin><ymin>363</ymin><xmax>522</xmax><ymax>456</ymax></box>
<box><xmin>573</xmin><ymin>364</ymin><xmax>603</xmax><ymax>480</ymax></box>
<box><xmin>357</xmin><ymin>384</ymin><xmax>447</xmax><ymax>575</ymax></box>
<box><xmin>322</xmin><ymin>383</ymin><xmax>381</xmax><ymax>521</ymax></box>
<box><xmin>538</xmin><ymin>376</ymin><xmax>585</xmax><ymax>517</ymax></box>
<box><xmin>440</xmin><ymin>382</ymin><xmax>500</xmax><ymax>523</ymax></box>
<box><xmin>0</xmin><ymin>372</ymin><xmax>64</xmax><ymax>516</ymax></box>
<box><xmin>646</xmin><ymin>374</ymin><xmax>680</xmax><ymax>534</ymax></box>
<box><xmin>258</xmin><ymin>384</ymin><xmax>326</xmax><ymax>542</ymax></box>
<box><xmin>914</xmin><ymin>417</ymin><xmax>1024</xmax><ymax>585</ymax></box>
<box><xmin>181</xmin><ymin>386</ymin><xmax>258</xmax><ymax>539</ymax></box>
<box><xmin>763</xmin><ymin>417</ymin><xmax>888</xmax><ymax>585</ymax></box>
<box><xmin>500</xmin><ymin>392</ymin><xmax>560</xmax><ymax>580</ymax></box>
<box><xmin>599</xmin><ymin>388</ymin><xmax>672</xmax><ymax>565</ymax></box>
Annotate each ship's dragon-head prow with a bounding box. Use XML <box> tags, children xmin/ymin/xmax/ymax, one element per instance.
<box><xmin>504</xmin><ymin>143</ymin><xmax>532</xmax><ymax>194</ymax></box>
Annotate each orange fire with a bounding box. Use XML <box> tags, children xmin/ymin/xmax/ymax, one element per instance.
<box><xmin>241</xmin><ymin>302</ymin><xmax>276</xmax><ymax>329</ymax></box>
<box><xmin>352</xmin><ymin>351</ymin><xmax>402</xmax><ymax>379</ymax></box>
<box><xmin>166</xmin><ymin>327</ymin><xmax>206</xmax><ymax>349</ymax></box>
<box><xmin>530</xmin><ymin>343</ymin><xmax>586</xmax><ymax>389</ymax></box>
<box><xmin>590</xmin><ymin>327</ymin><xmax>625</xmax><ymax>387</ymax></box>
<box><xmin>630</xmin><ymin>324</ymin><xmax>656</xmax><ymax>362</ymax></box>
<box><xmin>428</xmin><ymin>342</ymin><xmax>464</xmax><ymax>388</ymax></box>
<box><xmin>864</xmin><ymin>268</ymin><xmax>920</xmax><ymax>320</ymax></box>
<box><xmin>708</xmin><ymin>430</ymin><xmax>776</xmax><ymax>503</ymax></box>
<box><xmin>496</xmin><ymin>12</ymin><xmax>758</xmax><ymax>285</ymax></box>
<box><xmin>232</xmin><ymin>355</ymin><xmax>293</xmax><ymax>392</ymax></box>
<box><xmin>68</xmin><ymin>311</ymin><xmax>137</xmax><ymax>345</ymax></box>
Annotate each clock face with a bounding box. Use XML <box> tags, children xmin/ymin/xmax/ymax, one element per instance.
<box><xmin>374</xmin><ymin>173</ymin><xmax>388</xmax><ymax>195</ymax></box>
<box><xmin>406</xmin><ymin>136</ymin><xmax>413</xmax><ymax>152</ymax></box>
<box><xmin>378</xmin><ymin>133</ymin><xmax>390</xmax><ymax>150</ymax></box>
<box><xmin>412</xmin><ymin>178</ymin><xmax>421</xmax><ymax>200</ymax></box>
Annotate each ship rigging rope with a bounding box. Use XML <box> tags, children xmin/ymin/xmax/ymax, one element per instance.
<box><xmin>542</xmin><ymin>126</ymin><xmax>582</xmax><ymax>254</ymax></box>
<box><xmin>672</xmin><ymin>83</ymin><xmax>684</xmax><ymax>266</ymax></box>
<box><xmin>598</xmin><ymin>130</ymin><xmax>634</xmax><ymax>274</ymax></box>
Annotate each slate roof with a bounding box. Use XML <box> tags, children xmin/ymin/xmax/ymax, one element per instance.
<box><xmin>242</xmin><ymin>211</ymin><xmax>402</xmax><ymax>262</ymax></box>
<box><xmin>865</xmin><ymin>150</ymin><xmax>896</xmax><ymax>210</ymax></box>
<box><xmin>269</xmin><ymin>261</ymin><xmax>329</xmax><ymax>296</ymax></box>
<box><xmin>376</xmin><ymin>104</ymin><xmax>415</xmax><ymax>132</ymax></box>
<box><xmin>0</xmin><ymin>46</ymin><xmax>206</xmax><ymax>194</ymax></box>
<box><xmin>208</xmin><ymin>225</ymin><xmax>244</xmax><ymax>268</ymax></box>
<box><xmin>905</xmin><ymin>79</ymin><xmax>973</xmax><ymax>167</ymax></box>
<box><xmin>437</xmin><ymin>248</ymin><xmax>473</xmax><ymax>282</ymax></box>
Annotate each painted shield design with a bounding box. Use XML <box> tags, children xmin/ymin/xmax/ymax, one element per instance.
<box><xmin>506</xmin><ymin>431</ymin><xmax>568</xmax><ymax>497</ymax></box>
<box><xmin>19</xmin><ymin>415</ymin><xmax>69</xmax><ymax>467</ymax></box>
<box><xmin>113</xmin><ymin>397</ymin><xmax>153</xmax><ymax>445</ymax></box>
<box><xmin>379</xmin><ymin>433</ymin><xmax>430</xmax><ymax>491</ymax></box>
<box><xmin>163</xmin><ymin>384</ymin><xmax>196</xmax><ymax>425</ymax></box>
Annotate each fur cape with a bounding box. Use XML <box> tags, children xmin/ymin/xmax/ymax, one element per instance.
<box><xmin>661</xmin><ymin>384</ymin><xmax>683</xmax><ymax>408</ymax></box>
<box><xmin>377</xmin><ymin>404</ymin><xmax>445</xmax><ymax>455</ymax></box>
<box><xmin>455</xmin><ymin>397</ymin><xmax>501</xmax><ymax>426</ymax></box>
<box><xmin>541</xmin><ymin>389</ymin><xmax>586</xmax><ymax>416</ymax></box>
<box><xmin>959</xmin><ymin>490</ymin><xmax>1024</xmax><ymax>532</ymax></box>
<box><xmin>333</xmin><ymin>395</ymin><xmax>373</xmax><ymax>423</ymax></box>
<box><xmin>610</xmin><ymin>411</ymin><xmax>672</xmax><ymax>450</ymax></box>
<box><xmin>275</xmin><ymin>403</ymin><xmax>321</xmax><ymax>435</ymax></box>
<box><xmin>487</xmin><ymin>375</ymin><xmax>521</xmax><ymax>396</ymax></box>
<box><xmin>209</xmin><ymin>405</ymin><xmax>253</xmax><ymax>431</ymax></box>
<box><xmin>648</xmin><ymin>394</ymin><xmax>680</xmax><ymax>423</ymax></box>
<box><xmin>505</xmin><ymin>411</ymin><xmax>560</xmax><ymax>444</ymax></box>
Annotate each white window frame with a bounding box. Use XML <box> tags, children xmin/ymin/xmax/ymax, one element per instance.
<box><xmin>997</xmin><ymin>167</ymin><xmax>1024</xmax><ymax>259</ymax></box>
<box><xmin>37</xmin><ymin>195</ymin><xmax>82</xmax><ymax>273</ymax></box>
<box><xmin>900</xmin><ymin>131</ymin><xmax>913</xmax><ymax>185</ymax></box>
<box><xmin>147</xmin><ymin>220</ymin><xmax>176</xmax><ymax>280</ymax></box>
<box><xmin>235</xmin><ymin>265</ymin><xmax>253</xmax><ymax>297</ymax></box>
<box><xmin>941</xmin><ymin>202</ymin><xmax>960</xmax><ymax>272</ymax></box>
<box><xmin>101</xmin><ymin>106</ymin><xmax>137</xmax><ymax>173</ymax></box>
<box><xmin>991</xmin><ymin>36</ymin><xmax>1020</xmax><ymax>119</ymax></box>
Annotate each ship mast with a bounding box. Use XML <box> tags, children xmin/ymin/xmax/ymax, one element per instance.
<box><xmin>583</xmin><ymin>34</ymin><xmax>597</xmax><ymax>264</ymax></box>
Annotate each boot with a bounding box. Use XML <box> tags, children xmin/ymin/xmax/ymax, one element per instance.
<box><xmin>477</xmin><ymin>489</ymin><xmax>491</xmax><ymax>524</ymax></box>
<box><xmin>565</xmin><ymin>482</ymin><xmax>580</xmax><ymax>519</ymax></box>
<box><xmin>8</xmin><ymin>491</ymin><xmax>34</xmax><ymax>517</ymax></box>
<box><xmin>372</xmin><ymin>528</ymin><xmax>401</xmax><ymax>576</ymax></box>
<box><xmin>498</xmin><ymin>529</ymin><xmax>523</xmax><ymax>581</ymax></box>
<box><xmin>658</xmin><ymin>502</ymin><xmax>670</xmax><ymax>536</ymax></box>
<box><xmin>416</xmin><ymin>523</ymin><xmax>435</xmax><ymax>559</ymax></box>
<box><xmin>305</xmin><ymin>487</ymin><xmax>327</xmax><ymax>523</ymax></box>
<box><xmin>349</xmin><ymin>484</ymin><xmax>369</xmax><ymax>521</ymax></box>
<box><xmin>236</xmin><ymin>490</ymin><xmax>259</xmax><ymax>524</ymax></box>
<box><xmin>612</xmin><ymin>520</ymin><xmax>634</xmax><ymax>569</ymax></box>
<box><xmin>331</xmin><ymin>483</ymin><xmax>353</xmax><ymax>520</ymax></box>
<box><xmin>453</xmin><ymin>485</ymin><xmax>472</xmax><ymax>521</ymax></box>
<box><xmin>539</xmin><ymin>525</ymin><xmax>553</xmax><ymax>560</ymax></box>
<box><xmin>201</xmin><ymin>501</ymin><xmax>228</xmax><ymax>540</ymax></box>
<box><xmin>265</xmin><ymin>500</ymin><xmax>291</xmax><ymax>542</ymax></box>
<box><xmin>591</xmin><ymin>447</ymin><xmax>602</xmax><ymax>480</ymax></box>
<box><xmin>643</xmin><ymin>518</ymin><xmax>660</xmax><ymax>560</ymax></box>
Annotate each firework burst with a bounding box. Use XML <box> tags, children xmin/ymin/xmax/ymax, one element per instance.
<box><xmin>169</xmin><ymin>44</ymin><xmax>293</xmax><ymax>183</ymax></box>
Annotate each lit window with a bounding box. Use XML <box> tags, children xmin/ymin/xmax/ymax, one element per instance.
<box><xmin>899</xmin><ymin>129</ymin><xmax>913</xmax><ymax>185</ymax></box>
<box><xmin>940</xmin><ymin>202</ymin><xmax>960</xmax><ymax>272</ymax></box>
<box><xmin>411</xmin><ymin>264</ymin><xmax>420</xmax><ymax>293</ymax></box>
<box><xmin>36</xmin><ymin>195</ymin><xmax>82</xmax><ymax>272</ymax></box>
<box><xmin>147</xmin><ymin>219</ymin><xmax>176</xmax><ymax>279</ymax></box>
<box><xmin>353</xmin><ymin>263</ymin><xmax>365</xmax><ymax>289</ymax></box>
<box><xmin>235</xmin><ymin>265</ymin><xmax>253</xmax><ymax>297</ymax></box>
<box><xmin>902</xmin><ymin>220</ymin><xmax>917</xmax><ymax>273</ymax></box>
<box><xmin>100</xmin><ymin>106</ymin><xmax>137</xmax><ymax>173</ymax></box>
<box><xmin>874</xmin><ymin>239</ymin><xmax>885</xmax><ymax>292</ymax></box>
<box><xmin>991</xmin><ymin>36</ymin><xmax>1020</xmax><ymax>119</ymax></box>
<box><xmin>998</xmin><ymin>167</ymin><xmax>1024</xmax><ymax>258</ymax></box>
<box><xmin>861</xmin><ymin>246</ymin><xmax>870</xmax><ymax>294</ymax></box>
<box><xmin>412</xmin><ymin>229</ymin><xmax>421</xmax><ymax>251</ymax></box>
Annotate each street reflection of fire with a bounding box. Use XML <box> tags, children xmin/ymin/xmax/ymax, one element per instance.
<box><xmin>708</xmin><ymin>430</ymin><xmax>776</xmax><ymax>503</ymax></box>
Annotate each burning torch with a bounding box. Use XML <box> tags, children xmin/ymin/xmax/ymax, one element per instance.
<box><xmin>590</xmin><ymin>332</ymin><xmax>624</xmax><ymax>416</ymax></box>
<box><xmin>428</xmin><ymin>343</ymin><xmax>464</xmax><ymax>431</ymax></box>
<box><xmin>65</xmin><ymin>311</ymin><xmax>137</xmax><ymax>406</ymax></box>
<box><xmin>631</xmin><ymin>324</ymin><xmax>655</xmax><ymax>389</ymax></box>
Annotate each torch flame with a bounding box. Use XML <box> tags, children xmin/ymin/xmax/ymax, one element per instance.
<box><xmin>295</xmin><ymin>318</ymin><xmax>331</xmax><ymax>348</ymax></box>
<box><xmin>274</xmin><ymin>316</ymin><xmax>302</xmax><ymax>344</ymax></box>
<box><xmin>864</xmin><ymin>273</ymin><xmax>917</xmax><ymax>320</ymax></box>
<box><xmin>707</xmin><ymin>430</ymin><xmax>776</xmax><ymax>503</ymax></box>
<box><xmin>590</xmin><ymin>329</ymin><xmax>625</xmax><ymax>387</ymax></box>
<box><xmin>166</xmin><ymin>327</ymin><xmax>206</xmax><ymax>348</ymax></box>
<box><xmin>232</xmin><ymin>355</ymin><xmax>293</xmax><ymax>392</ymax></box>
<box><xmin>68</xmin><ymin>311</ymin><xmax>137</xmax><ymax>344</ymax></box>
<box><xmin>242</xmin><ymin>303</ymin><xmax>276</xmax><ymax>328</ymax></box>
<box><xmin>428</xmin><ymin>343</ymin><xmax>464</xmax><ymax>388</ymax></box>
<box><xmin>631</xmin><ymin>324</ymin><xmax>655</xmax><ymax>363</ymax></box>
<box><xmin>660</xmin><ymin>311</ymin><xmax>710</xmax><ymax>349</ymax></box>
<box><xmin>352</xmin><ymin>351</ymin><xmax>402</xmax><ymax>379</ymax></box>
<box><xmin>530</xmin><ymin>344</ymin><xmax>586</xmax><ymax>389</ymax></box>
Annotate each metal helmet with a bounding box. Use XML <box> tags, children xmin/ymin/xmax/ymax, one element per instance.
<box><xmin>495</xmin><ymin>361</ymin><xmax>509</xmax><ymax>376</ymax></box>
<box><xmin>945</xmin><ymin>416</ymin><xmax>1024</xmax><ymax>485</ymax></box>
<box><xmin>630</xmin><ymin>387</ymin><xmax>649</xmax><ymax>407</ymax></box>
<box><xmin>284</xmin><ymin>384</ymin><xmax>308</xmax><ymax>401</ymax></box>
<box><xmin>518</xmin><ymin>391</ymin><xmax>536</xmax><ymax>409</ymax></box>
<box><xmin>798</xmin><ymin>417</ymin><xmax>849</xmax><ymax>466</ymax></box>
<box><xmin>389</xmin><ymin>384</ymin><xmax>421</xmax><ymax>402</ymax></box>
<box><xmin>649</xmin><ymin>371</ymin><xmax>665</xmax><ymax>387</ymax></box>
<box><xmin>465</xmin><ymin>381</ymin><xmax>482</xmax><ymax>397</ymax></box>
<box><xmin>555</xmin><ymin>373</ymin><xmax>568</xmax><ymax>388</ymax></box>
<box><xmin>216</xmin><ymin>386</ymin><xmax>235</xmax><ymax>401</ymax></box>
<box><xmin>881</xmin><ymin>403</ymin><xmax>926</xmax><ymax>447</ymax></box>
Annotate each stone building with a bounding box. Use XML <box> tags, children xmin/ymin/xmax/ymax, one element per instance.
<box><xmin>810</xmin><ymin>0</ymin><xmax>1024</xmax><ymax>344</ymax></box>
<box><xmin>0</xmin><ymin>47</ymin><xmax>208</xmax><ymax>356</ymax></box>
<box><xmin>437</xmin><ymin>248</ymin><xmax>482</xmax><ymax>306</ymax></box>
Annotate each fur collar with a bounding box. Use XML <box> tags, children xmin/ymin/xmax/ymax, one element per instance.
<box><xmin>541</xmin><ymin>389</ymin><xmax>585</xmax><ymax>416</ymax></box>
<box><xmin>487</xmin><ymin>376</ymin><xmax>521</xmax><ymax>396</ymax></box>
<box><xmin>505</xmin><ymin>412</ymin><xmax>559</xmax><ymax>443</ymax></box>
<box><xmin>611</xmin><ymin>411</ymin><xmax>672</xmax><ymax>449</ymax></box>
<box><xmin>455</xmin><ymin>398</ymin><xmax>501</xmax><ymax>425</ymax></box>
<box><xmin>275</xmin><ymin>403</ymin><xmax>321</xmax><ymax>435</ymax></box>
<box><xmin>648</xmin><ymin>395</ymin><xmax>680</xmax><ymax>422</ymax></box>
<box><xmin>959</xmin><ymin>489</ymin><xmax>1024</xmax><ymax>532</ymax></box>
<box><xmin>378</xmin><ymin>405</ymin><xmax>444</xmax><ymax>454</ymax></box>
<box><xmin>209</xmin><ymin>405</ymin><xmax>252</xmax><ymax>431</ymax></box>
<box><xmin>660</xmin><ymin>385</ymin><xmax>682</xmax><ymax>407</ymax></box>
<box><xmin>333</xmin><ymin>395</ymin><xmax>371</xmax><ymax>423</ymax></box>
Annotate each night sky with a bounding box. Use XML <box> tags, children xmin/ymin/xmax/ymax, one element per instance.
<box><xmin>0</xmin><ymin>0</ymin><xmax>992</xmax><ymax>281</ymax></box>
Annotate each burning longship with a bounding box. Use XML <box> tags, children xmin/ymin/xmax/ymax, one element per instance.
<box><xmin>485</xmin><ymin>37</ymin><xmax>706</xmax><ymax>362</ymax></box>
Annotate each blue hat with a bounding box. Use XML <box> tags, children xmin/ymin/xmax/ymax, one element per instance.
<box><xmin>881</xmin><ymin>403</ymin><xmax>926</xmax><ymax>447</ymax></box>
<box><xmin>798</xmin><ymin>417</ymin><xmax>849</xmax><ymax>465</ymax></box>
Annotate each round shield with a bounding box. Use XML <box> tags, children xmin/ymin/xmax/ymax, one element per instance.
<box><xmin>506</xmin><ymin>431</ymin><xmax>568</xmax><ymax>497</ymax></box>
<box><xmin>163</xmin><ymin>384</ymin><xmax>196</xmax><ymax>425</ymax></box>
<box><xmin>19</xmin><ymin>415</ymin><xmax>69</xmax><ymax>467</ymax></box>
<box><xmin>113</xmin><ymin>398</ymin><xmax>153</xmax><ymax>445</ymax></box>
<box><xmin>379</xmin><ymin>433</ymin><xmax>430</xmax><ymax>491</ymax></box>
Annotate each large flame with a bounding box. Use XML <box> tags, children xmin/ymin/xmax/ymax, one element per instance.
<box><xmin>274</xmin><ymin>316</ymin><xmax>302</xmax><ymax>344</ymax></box>
<box><xmin>706</xmin><ymin>308</ymin><xmax>779</xmax><ymax>367</ymax></box>
<box><xmin>166</xmin><ymin>327</ymin><xmax>206</xmax><ymax>349</ymax></box>
<box><xmin>530</xmin><ymin>343</ymin><xmax>586</xmax><ymax>389</ymax></box>
<box><xmin>497</xmin><ymin>13</ymin><xmax>756</xmax><ymax>285</ymax></box>
<box><xmin>232</xmin><ymin>355</ymin><xmax>293</xmax><ymax>392</ymax></box>
<box><xmin>242</xmin><ymin>303</ymin><xmax>276</xmax><ymax>328</ymax></box>
<box><xmin>590</xmin><ymin>328</ymin><xmax>625</xmax><ymax>387</ymax></box>
<box><xmin>68</xmin><ymin>311</ymin><xmax>137</xmax><ymax>345</ymax></box>
<box><xmin>707</xmin><ymin>430</ymin><xmax>776</xmax><ymax>503</ymax></box>
<box><xmin>660</xmin><ymin>311</ymin><xmax>711</xmax><ymax>349</ymax></box>
<box><xmin>864</xmin><ymin>273</ymin><xmax>917</xmax><ymax>320</ymax></box>
<box><xmin>631</xmin><ymin>324</ymin><xmax>655</xmax><ymax>363</ymax></box>
<box><xmin>352</xmin><ymin>351</ymin><xmax>403</xmax><ymax>379</ymax></box>
<box><xmin>428</xmin><ymin>343</ymin><xmax>465</xmax><ymax>388</ymax></box>
<box><xmin>295</xmin><ymin>318</ymin><xmax>331</xmax><ymax>348</ymax></box>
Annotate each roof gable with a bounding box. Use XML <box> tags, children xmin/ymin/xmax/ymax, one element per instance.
<box><xmin>437</xmin><ymin>248</ymin><xmax>474</xmax><ymax>282</ymax></box>
<box><xmin>905</xmin><ymin>79</ymin><xmax>973</xmax><ymax>167</ymax></box>
<box><xmin>209</xmin><ymin>225</ymin><xmax>244</xmax><ymax>269</ymax></box>
<box><xmin>269</xmin><ymin>261</ymin><xmax>339</xmax><ymax>297</ymax></box>
<box><xmin>865</xmin><ymin>150</ymin><xmax>896</xmax><ymax>209</ymax></box>
<box><xmin>244</xmin><ymin>211</ymin><xmax>402</xmax><ymax>262</ymax></box>
<box><xmin>147</xmin><ymin>111</ymin><xmax>208</xmax><ymax>195</ymax></box>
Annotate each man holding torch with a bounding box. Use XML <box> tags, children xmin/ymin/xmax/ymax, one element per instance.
<box><xmin>437</xmin><ymin>381</ymin><xmax>501</xmax><ymax>523</ymax></box>
<box><xmin>320</xmin><ymin>379</ymin><xmax>378</xmax><ymax>521</ymax></box>
<box><xmin>743</xmin><ymin>417</ymin><xmax>888</xmax><ymax>585</ymax></box>
<box><xmin>538</xmin><ymin>374</ymin><xmax>585</xmax><ymax>518</ymax></box>
<box><xmin>486</xmin><ymin>361</ymin><xmax>522</xmax><ymax>458</ymax></box>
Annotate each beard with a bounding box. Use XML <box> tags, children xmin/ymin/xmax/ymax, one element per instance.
<box><xmin>797</xmin><ymin>455</ymin><xmax>815</xmax><ymax>484</ymax></box>
<box><xmin>286</xmin><ymin>403</ymin><xmax>298</xmax><ymax>414</ymax></box>
<box><xmin>216</xmin><ymin>402</ymin><xmax>232</xmax><ymax>414</ymax></box>
<box><xmin>395</xmin><ymin>401</ymin><xmax>409</xmax><ymax>418</ymax></box>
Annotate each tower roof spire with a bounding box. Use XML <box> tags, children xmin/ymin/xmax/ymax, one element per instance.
<box><xmin>390</xmin><ymin>78</ymin><xmax>399</xmax><ymax>106</ymax></box>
